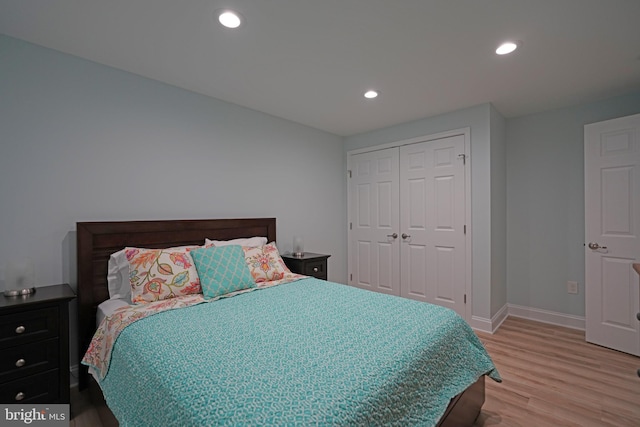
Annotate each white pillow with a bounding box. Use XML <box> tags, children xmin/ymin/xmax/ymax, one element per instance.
<box><xmin>205</xmin><ymin>236</ymin><xmax>267</xmax><ymax>248</ymax></box>
<box><xmin>96</xmin><ymin>298</ymin><xmax>130</xmax><ymax>327</ymax></box>
<box><xmin>107</xmin><ymin>245</ymin><xmax>200</xmax><ymax>304</ymax></box>
<box><xmin>107</xmin><ymin>249</ymin><xmax>130</xmax><ymax>303</ymax></box>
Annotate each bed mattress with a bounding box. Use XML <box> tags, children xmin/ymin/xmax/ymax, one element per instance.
<box><xmin>86</xmin><ymin>278</ymin><xmax>499</xmax><ymax>426</ymax></box>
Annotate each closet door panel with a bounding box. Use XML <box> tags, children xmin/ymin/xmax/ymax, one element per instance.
<box><xmin>405</xmin><ymin>242</ymin><xmax>428</xmax><ymax>298</ymax></box>
<box><xmin>349</xmin><ymin>148</ymin><xmax>400</xmax><ymax>295</ymax></box>
<box><xmin>400</xmin><ymin>135</ymin><xmax>466</xmax><ymax>317</ymax></box>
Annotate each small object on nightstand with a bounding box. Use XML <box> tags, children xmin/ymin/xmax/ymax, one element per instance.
<box><xmin>282</xmin><ymin>252</ymin><xmax>330</xmax><ymax>280</ymax></box>
<box><xmin>3</xmin><ymin>288</ymin><xmax>36</xmax><ymax>297</ymax></box>
<box><xmin>292</xmin><ymin>236</ymin><xmax>304</xmax><ymax>258</ymax></box>
<box><xmin>0</xmin><ymin>283</ymin><xmax>75</xmax><ymax>404</ymax></box>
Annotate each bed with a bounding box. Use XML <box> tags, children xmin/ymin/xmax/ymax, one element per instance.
<box><xmin>77</xmin><ymin>218</ymin><xmax>499</xmax><ymax>426</ymax></box>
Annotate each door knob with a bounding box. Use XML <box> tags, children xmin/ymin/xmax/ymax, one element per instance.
<box><xmin>387</xmin><ymin>233</ymin><xmax>398</xmax><ymax>239</ymax></box>
<box><xmin>402</xmin><ymin>233</ymin><xmax>411</xmax><ymax>239</ymax></box>
<box><xmin>588</xmin><ymin>242</ymin><xmax>607</xmax><ymax>250</ymax></box>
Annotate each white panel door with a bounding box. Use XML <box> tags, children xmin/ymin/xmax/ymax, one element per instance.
<box><xmin>349</xmin><ymin>148</ymin><xmax>400</xmax><ymax>295</ymax></box>
<box><xmin>399</xmin><ymin>135</ymin><xmax>467</xmax><ymax>317</ymax></box>
<box><xmin>585</xmin><ymin>113</ymin><xmax>640</xmax><ymax>356</ymax></box>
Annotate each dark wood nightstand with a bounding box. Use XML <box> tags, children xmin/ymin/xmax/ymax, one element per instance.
<box><xmin>0</xmin><ymin>284</ymin><xmax>75</xmax><ymax>404</ymax></box>
<box><xmin>282</xmin><ymin>253</ymin><xmax>330</xmax><ymax>280</ymax></box>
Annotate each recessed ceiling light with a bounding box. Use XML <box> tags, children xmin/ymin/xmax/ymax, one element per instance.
<box><xmin>364</xmin><ymin>90</ymin><xmax>379</xmax><ymax>99</ymax></box>
<box><xmin>217</xmin><ymin>10</ymin><xmax>243</xmax><ymax>28</ymax></box>
<box><xmin>496</xmin><ymin>41</ymin><xmax>518</xmax><ymax>55</ymax></box>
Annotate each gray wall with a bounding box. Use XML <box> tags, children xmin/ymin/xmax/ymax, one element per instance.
<box><xmin>344</xmin><ymin>103</ymin><xmax>498</xmax><ymax>320</ymax></box>
<box><xmin>506</xmin><ymin>92</ymin><xmax>640</xmax><ymax>316</ymax></box>
<box><xmin>0</xmin><ymin>35</ymin><xmax>346</xmax><ymax>368</ymax></box>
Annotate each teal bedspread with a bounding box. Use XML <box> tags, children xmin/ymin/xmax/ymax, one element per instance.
<box><xmin>99</xmin><ymin>278</ymin><xmax>500</xmax><ymax>426</ymax></box>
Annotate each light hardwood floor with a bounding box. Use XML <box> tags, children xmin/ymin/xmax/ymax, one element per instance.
<box><xmin>473</xmin><ymin>317</ymin><xmax>639</xmax><ymax>426</ymax></box>
<box><xmin>70</xmin><ymin>317</ymin><xmax>640</xmax><ymax>426</ymax></box>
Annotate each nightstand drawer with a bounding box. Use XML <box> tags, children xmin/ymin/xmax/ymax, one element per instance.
<box><xmin>0</xmin><ymin>307</ymin><xmax>59</xmax><ymax>349</ymax></box>
<box><xmin>0</xmin><ymin>338</ymin><xmax>59</xmax><ymax>383</ymax></box>
<box><xmin>0</xmin><ymin>369</ymin><xmax>60</xmax><ymax>404</ymax></box>
<box><xmin>304</xmin><ymin>260</ymin><xmax>327</xmax><ymax>279</ymax></box>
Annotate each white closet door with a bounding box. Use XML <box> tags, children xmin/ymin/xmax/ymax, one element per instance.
<box><xmin>585</xmin><ymin>113</ymin><xmax>640</xmax><ymax>356</ymax></box>
<box><xmin>349</xmin><ymin>148</ymin><xmax>400</xmax><ymax>295</ymax></box>
<box><xmin>400</xmin><ymin>135</ymin><xmax>467</xmax><ymax>317</ymax></box>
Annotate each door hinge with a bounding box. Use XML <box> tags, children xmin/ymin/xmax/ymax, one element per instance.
<box><xmin>350</xmin><ymin>273</ymin><xmax>353</xmax><ymax>281</ymax></box>
<box><xmin>350</xmin><ymin>222</ymin><xmax>352</xmax><ymax>230</ymax></box>
<box><xmin>348</xmin><ymin>170</ymin><xmax>352</xmax><ymax>178</ymax></box>
<box><xmin>458</xmin><ymin>154</ymin><xmax>466</xmax><ymax>165</ymax></box>
<box><xmin>464</xmin><ymin>294</ymin><xmax>467</xmax><ymax>304</ymax></box>
<box><xmin>463</xmin><ymin>225</ymin><xmax>466</xmax><ymax>234</ymax></box>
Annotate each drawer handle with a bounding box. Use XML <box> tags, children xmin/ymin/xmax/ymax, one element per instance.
<box><xmin>313</xmin><ymin>267</ymin><xmax>319</xmax><ymax>273</ymax></box>
<box><xmin>15</xmin><ymin>358</ymin><xmax>26</xmax><ymax>368</ymax></box>
<box><xmin>15</xmin><ymin>392</ymin><xmax>25</xmax><ymax>401</ymax></box>
<box><xmin>15</xmin><ymin>325</ymin><xmax>26</xmax><ymax>334</ymax></box>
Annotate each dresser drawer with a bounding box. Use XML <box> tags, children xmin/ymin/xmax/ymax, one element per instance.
<box><xmin>0</xmin><ymin>307</ymin><xmax>59</xmax><ymax>349</ymax></box>
<box><xmin>304</xmin><ymin>260</ymin><xmax>327</xmax><ymax>279</ymax></box>
<box><xmin>0</xmin><ymin>369</ymin><xmax>60</xmax><ymax>404</ymax></box>
<box><xmin>0</xmin><ymin>338</ymin><xmax>59</xmax><ymax>383</ymax></box>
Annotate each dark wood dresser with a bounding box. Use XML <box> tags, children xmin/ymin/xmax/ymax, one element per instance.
<box><xmin>281</xmin><ymin>253</ymin><xmax>330</xmax><ymax>280</ymax></box>
<box><xmin>0</xmin><ymin>284</ymin><xmax>75</xmax><ymax>404</ymax></box>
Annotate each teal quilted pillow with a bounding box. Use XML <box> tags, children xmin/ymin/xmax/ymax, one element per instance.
<box><xmin>189</xmin><ymin>245</ymin><xmax>256</xmax><ymax>299</ymax></box>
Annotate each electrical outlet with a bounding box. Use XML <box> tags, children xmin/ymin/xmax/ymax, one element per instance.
<box><xmin>567</xmin><ymin>281</ymin><xmax>578</xmax><ymax>294</ymax></box>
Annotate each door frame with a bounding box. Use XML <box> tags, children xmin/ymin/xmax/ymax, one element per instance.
<box><xmin>347</xmin><ymin>127</ymin><xmax>472</xmax><ymax>322</ymax></box>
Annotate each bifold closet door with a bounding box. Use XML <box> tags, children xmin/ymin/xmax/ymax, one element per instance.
<box><xmin>399</xmin><ymin>135</ymin><xmax>466</xmax><ymax>317</ymax></box>
<box><xmin>349</xmin><ymin>147</ymin><xmax>400</xmax><ymax>296</ymax></box>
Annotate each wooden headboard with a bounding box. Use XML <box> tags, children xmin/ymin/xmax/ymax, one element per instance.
<box><xmin>76</xmin><ymin>218</ymin><xmax>276</xmax><ymax>389</ymax></box>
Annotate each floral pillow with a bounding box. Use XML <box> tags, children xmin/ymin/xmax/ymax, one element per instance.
<box><xmin>126</xmin><ymin>246</ymin><xmax>202</xmax><ymax>304</ymax></box>
<box><xmin>243</xmin><ymin>242</ymin><xmax>292</xmax><ymax>283</ymax></box>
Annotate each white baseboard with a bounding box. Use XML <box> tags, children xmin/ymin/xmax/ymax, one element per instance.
<box><xmin>491</xmin><ymin>304</ymin><xmax>509</xmax><ymax>331</ymax></box>
<box><xmin>469</xmin><ymin>303</ymin><xmax>508</xmax><ymax>334</ymax></box>
<box><xmin>470</xmin><ymin>304</ymin><xmax>584</xmax><ymax>333</ymax></box>
<box><xmin>469</xmin><ymin>316</ymin><xmax>493</xmax><ymax>333</ymax></box>
<box><xmin>507</xmin><ymin>303</ymin><xmax>585</xmax><ymax>330</ymax></box>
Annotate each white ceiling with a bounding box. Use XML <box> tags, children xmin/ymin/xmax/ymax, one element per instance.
<box><xmin>1</xmin><ymin>0</ymin><xmax>639</xmax><ymax>136</ymax></box>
